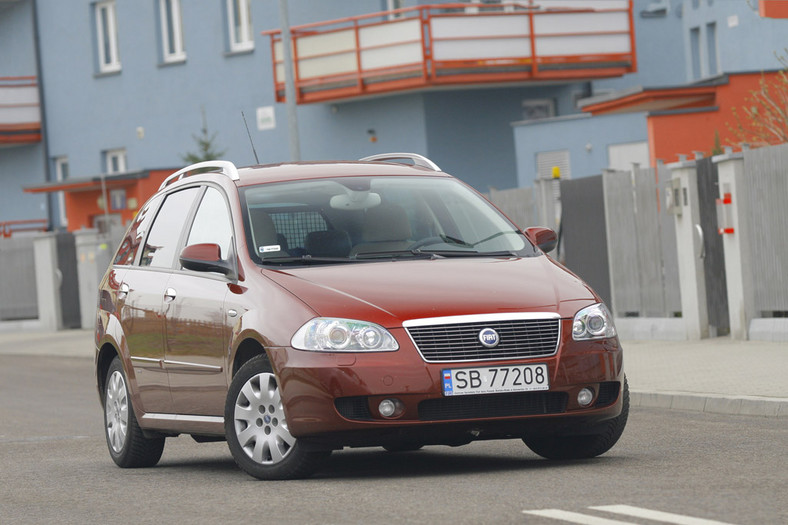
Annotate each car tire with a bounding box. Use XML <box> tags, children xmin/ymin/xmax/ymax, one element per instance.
<box><xmin>224</xmin><ymin>354</ymin><xmax>331</xmax><ymax>480</ymax></box>
<box><xmin>104</xmin><ymin>356</ymin><xmax>165</xmax><ymax>468</ymax></box>
<box><xmin>523</xmin><ymin>377</ymin><xmax>629</xmax><ymax>460</ymax></box>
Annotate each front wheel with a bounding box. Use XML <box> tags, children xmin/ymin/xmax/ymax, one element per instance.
<box><xmin>225</xmin><ymin>354</ymin><xmax>330</xmax><ymax>480</ymax></box>
<box><xmin>523</xmin><ymin>377</ymin><xmax>629</xmax><ymax>460</ymax></box>
<box><xmin>103</xmin><ymin>357</ymin><xmax>165</xmax><ymax>468</ymax></box>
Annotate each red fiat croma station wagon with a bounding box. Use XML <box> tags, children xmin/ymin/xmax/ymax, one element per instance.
<box><xmin>95</xmin><ymin>153</ymin><xmax>627</xmax><ymax>480</ymax></box>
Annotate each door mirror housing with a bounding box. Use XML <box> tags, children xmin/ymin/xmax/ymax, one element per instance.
<box><xmin>180</xmin><ymin>243</ymin><xmax>234</xmax><ymax>276</ymax></box>
<box><xmin>524</xmin><ymin>227</ymin><xmax>557</xmax><ymax>253</ymax></box>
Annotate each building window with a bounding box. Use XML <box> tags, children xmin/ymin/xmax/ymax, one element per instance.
<box><xmin>95</xmin><ymin>1</ymin><xmax>121</xmax><ymax>73</ymax></box>
<box><xmin>689</xmin><ymin>27</ymin><xmax>701</xmax><ymax>80</ymax></box>
<box><xmin>706</xmin><ymin>22</ymin><xmax>718</xmax><ymax>76</ymax></box>
<box><xmin>387</xmin><ymin>0</ymin><xmax>404</xmax><ymax>20</ymax></box>
<box><xmin>522</xmin><ymin>99</ymin><xmax>555</xmax><ymax>121</ymax></box>
<box><xmin>54</xmin><ymin>157</ymin><xmax>69</xmax><ymax>227</ymax></box>
<box><xmin>227</xmin><ymin>0</ymin><xmax>253</xmax><ymax>52</ymax></box>
<box><xmin>109</xmin><ymin>189</ymin><xmax>127</xmax><ymax>211</ymax></box>
<box><xmin>160</xmin><ymin>0</ymin><xmax>186</xmax><ymax>63</ymax></box>
<box><xmin>105</xmin><ymin>148</ymin><xmax>127</xmax><ymax>174</ymax></box>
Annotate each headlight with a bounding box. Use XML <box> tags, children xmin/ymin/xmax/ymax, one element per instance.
<box><xmin>572</xmin><ymin>303</ymin><xmax>617</xmax><ymax>340</ymax></box>
<box><xmin>291</xmin><ymin>318</ymin><xmax>399</xmax><ymax>352</ymax></box>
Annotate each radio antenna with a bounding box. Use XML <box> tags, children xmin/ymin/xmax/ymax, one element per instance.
<box><xmin>241</xmin><ymin>111</ymin><xmax>260</xmax><ymax>165</ymax></box>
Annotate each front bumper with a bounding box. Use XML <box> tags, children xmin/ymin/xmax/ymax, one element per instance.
<box><xmin>270</xmin><ymin>322</ymin><xmax>624</xmax><ymax>446</ymax></box>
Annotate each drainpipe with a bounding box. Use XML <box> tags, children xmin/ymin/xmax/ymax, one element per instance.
<box><xmin>32</xmin><ymin>0</ymin><xmax>54</xmax><ymax>230</ymax></box>
<box><xmin>278</xmin><ymin>0</ymin><xmax>301</xmax><ymax>161</ymax></box>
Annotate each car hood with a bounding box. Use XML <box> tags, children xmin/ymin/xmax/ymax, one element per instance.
<box><xmin>262</xmin><ymin>256</ymin><xmax>597</xmax><ymax>327</ymax></box>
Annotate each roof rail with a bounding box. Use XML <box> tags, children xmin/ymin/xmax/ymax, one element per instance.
<box><xmin>360</xmin><ymin>152</ymin><xmax>441</xmax><ymax>172</ymax></box>
<box><xmin>159</xmin><ymin>160</ymin><xmax>240</xmax><ymax>190</ymax></box>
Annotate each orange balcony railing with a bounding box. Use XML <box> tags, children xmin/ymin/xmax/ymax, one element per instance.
<box><xmin>1</xmin><ymin>219</ymin><xmax>48</xmax><ymax>238</ymax></box>
<box><xmin>0</xmin><ymin>76</ymin><xmax>42</xmax><ymax>145</ymax></box>
<box><xmin>263</xmin><ymin>1</ymin><xmax>636</xmax><ymax>104</ymax></box>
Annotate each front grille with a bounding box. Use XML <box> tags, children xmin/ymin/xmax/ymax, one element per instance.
<box><xmin>405</xmin><ymin>316</ymin><xmax>560</xmax><ymax>363</ymax></box>
<box><xmin>419</xmin><ymin>392</ymin><xmax>567</xmax><ymax>421</ymax></box>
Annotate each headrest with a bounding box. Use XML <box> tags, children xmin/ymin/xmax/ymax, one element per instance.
<box><xmin>362</xmin><ymin>204</ymin><xmax>411</xmax><ymax>242</ymax></box>
<box><xmin>249</xmin><ymin>209</ymin><xmax>280</xmax><ymax>253</ymax></box>
<box><xmin>304</xmin><ymin>230</ymin><xmax>351</xmax><ymax>257</ymax></box>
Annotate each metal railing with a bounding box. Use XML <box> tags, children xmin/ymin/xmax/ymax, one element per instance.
<box><xmin>0</xmin><ymin>76</ymin><xmax>42</xmax><ymax>144</ymax></box>
<box><xmin>1</xmin><ymin>219</ymin><xmax>48</xmax><ymax>238</ymax></box>
<box><xmin>263</xmin><ymin>1</ymin><xmax>636</xmax><ymax>104</ymax></box>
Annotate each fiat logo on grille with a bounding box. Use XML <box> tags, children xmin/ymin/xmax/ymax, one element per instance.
<box><xmin>478</xmin><ymin>328</ymin><xmax>500</xmax><ymax>348</ymax></box>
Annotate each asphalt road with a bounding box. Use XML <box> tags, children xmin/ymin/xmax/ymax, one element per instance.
<box><xmin>1</xmin><ymin>354</ymin><xmax>786</xmax><ymax>525</ymax></box>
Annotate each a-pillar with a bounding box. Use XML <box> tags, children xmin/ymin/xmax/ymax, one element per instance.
<box><xmin>669</xmin><ymin>159</ymin><xmax>709</xmax><ymax>340</ymax></box>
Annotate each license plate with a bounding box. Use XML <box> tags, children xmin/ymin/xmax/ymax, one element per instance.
<box><xmin>442</xmin><ymin>364</ymin><xmax>549</xmax><ymax>396</ymax></box>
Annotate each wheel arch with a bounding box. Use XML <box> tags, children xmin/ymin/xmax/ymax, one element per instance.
<box><xmin>96</xmin><ymin>342</ymin><xmax>120</xmax><ymax>405</ymax></box>
<box><xmin>231</xmin><ymin>337</ymin><xmax>270</xmax><ymax>377</ymax></box>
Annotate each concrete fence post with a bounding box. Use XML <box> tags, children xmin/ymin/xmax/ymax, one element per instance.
<box><xmin>669</xmin><ymin>160</ymin><xmax>709</xmax><ymax>340</ymax></box>
<box><xmin>713</xmin><ymin>152</ymin><xmax>753</xmax><ymax>340</ymax></box>
<box><xmin>33</xmin><ymin>233</ymin><xmax>63</xmax><ymax>331</ymax></box>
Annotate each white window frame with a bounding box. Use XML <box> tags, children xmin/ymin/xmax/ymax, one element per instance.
<box><xmin>95</xmin><ymin>1</ymin><xmax>121</xmax><ymax>73</ymax></box>
<box><xmin>105</xmin><ymin>148</ymin><xmax>127</xmax><ymax>174</ymax></box>
<box><xmin>160</xmin><ymin>0</ymin><xmax>186</xmax><ymax>63</ymax></box>
<box><xmin>54</xmin><ymin>157</ymin><xmax>69</xmax><ymax>227</ymax></box>
<box><xmin>227</xmin><ymin>0</ymin><xmax>254</xmax><ymax>52</ymax></box>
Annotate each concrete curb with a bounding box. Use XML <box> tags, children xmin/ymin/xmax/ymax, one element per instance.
<box><xmin>631</xmin><ymin>390</ymin><xmax>788</xmax><ymax>418</ymax></box>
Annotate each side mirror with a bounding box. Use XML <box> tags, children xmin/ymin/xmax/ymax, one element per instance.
<box><xmin>179</xmin><ymin>243</ymin><xmax>234</xmax><ymax>276</ymax></box>
<box><xmin>524</xmin><ymin>227</ymin><xmax>557</xmax><ymax>253</ymax></box>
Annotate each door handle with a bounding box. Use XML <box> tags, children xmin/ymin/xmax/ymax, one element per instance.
<box><xmin>694</xmin><ymin>224</ymin><xmax>705</xmax><ymax>260</ymax></box>
<box><xmin>118</xmin><ymin>283</ymin><xmax>129</xmax><ymax>299</ymax></box>
<box><xmin>164</xmin><ymin>287</ymin><xmax>177</xmax><ymax>302</ymax></box>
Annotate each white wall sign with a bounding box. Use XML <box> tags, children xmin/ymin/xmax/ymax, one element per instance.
<box><xmin>257</xmin><ymin>106</ymin><xmax>276</xmax><ymax>131</ymax></box>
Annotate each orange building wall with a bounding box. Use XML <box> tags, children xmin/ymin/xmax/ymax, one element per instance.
<box><xmin>647</xmin><ymin>72</ymin><xmax>783</xmax><ymax>167</ymax></box>
<box><xmin>760</xmin><ymin>0</ymin><xmax>788</xmax><ymax>18</ymax></box>
<box><xmin>63</xmin><ymin>169</ymin><xmax>173</xmax><ymax>232</ymax></box>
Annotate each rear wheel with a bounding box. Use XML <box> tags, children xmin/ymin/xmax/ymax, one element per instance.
<box><xmin>103</xmin><ymin>356</ymin><xmax>165</xmax><ymax>468</ymax></box>
<box><xmin>225</xmin><ymin>354</ymin><xmax>330</xmax><ymax>480</ymax></box>
<box><xmin>523</xmin><ymin>378</ymin><xmax>629</xmax><ymax>460</ymax></box>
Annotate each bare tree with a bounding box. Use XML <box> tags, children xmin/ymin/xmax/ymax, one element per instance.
<box><xmin>730</xmin><ymin>51</ymin><xmax>788</xmax><ymax>147</ymax></box>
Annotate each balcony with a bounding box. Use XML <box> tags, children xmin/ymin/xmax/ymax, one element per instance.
<box><xmin>263</xmin><ymin>1</ymin><xmax>636</xmax><ymax>104</ymax></box>
<box><xmin>0</xmin><ymin>76</ymin><xmax>41</xmax><ymax>145</ymax></box>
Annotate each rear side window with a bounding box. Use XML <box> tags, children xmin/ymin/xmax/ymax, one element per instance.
<box><xmin>140</xmin><ymin>187</ymin><xmax>200</xmax><ymax>268</ymax></box>
<box><xmin>113</xmin><ymin>194</ymin><xmax>163</xmax><ymax>266</ymax></box>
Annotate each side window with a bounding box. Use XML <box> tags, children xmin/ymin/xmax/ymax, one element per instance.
<box><xmin>186</xmin><ymin>187</ymin><xmax>233</xmax><ymax>260</ymax></box>
<box><xmin>113</xmin><ymin>194</ymin><xmax>163</xmax><ymax>266</ymax></box>
<box><xmin>140</xmin><ymin>187</ymin><xmax>200</xmax><ymax>268</ymax></box>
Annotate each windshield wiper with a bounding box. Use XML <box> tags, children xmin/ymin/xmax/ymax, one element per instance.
<box><xmin>417</xmin><ymin>249</ymin><xmax>519</xmax><ymax>258</ymax></box>
<box><xmin>352</xmin><ymin>250</ymin><xmax>442</xmax><ymax>260</ymax></box>
<box><xmin>261</xmin><ymin>255</ymin><xmax>359</xmax><ymax>265</ymax></box>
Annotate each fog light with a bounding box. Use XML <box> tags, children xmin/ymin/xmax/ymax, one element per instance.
<box><xmin>378</xmin><ymin>398</ymin><xmax>403</xmax><ymax>418</ymax></box>
<box><xmin>577</xmin><ymin>388</ymin><xmax>594</xmax><ymax>407</ymax></box>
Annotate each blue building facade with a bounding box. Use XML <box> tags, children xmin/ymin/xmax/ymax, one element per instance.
<box><xmin>1</xmin><ymin>0</ymin><xmax>785</xmax><ymax>231</ymax></box>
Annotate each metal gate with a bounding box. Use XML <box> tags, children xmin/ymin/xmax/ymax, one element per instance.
<box><xmin>696</xmin><ymin>157</ymin><xmax>729</xmax><ymax>337</ymax></box>
<box><xmin>560</xmin><ymin>175</ymin><xmax>611</xmax><ymax>306</ymax></box>
<box><xmin>56</xmin><ymin>232</ymin><xmax>81</xmax><ymax>329</ymax></box>
<box><xmin>0</xmin><ymin>237</ymin><xmax>38</xmax><ymax>320</ymax></box>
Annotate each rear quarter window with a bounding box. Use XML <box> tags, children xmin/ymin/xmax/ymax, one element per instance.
<box><xmin>113</xmin><ymin>194</ymin><xmax>163</xmax><ymax>266</ymax></box>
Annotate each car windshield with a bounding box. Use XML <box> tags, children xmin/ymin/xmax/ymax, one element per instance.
<box><xmin>241</xmin><ymin>175</ymin><xmax>538</xmax><ymax>265</ymax></box>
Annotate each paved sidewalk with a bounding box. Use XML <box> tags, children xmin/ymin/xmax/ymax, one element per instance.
<box><xmin>624</xmin><ymin>337</ymin><xmax>788</xmax><ymax>418</ymax></box>
<box><xmin>0</xmin><ymin>329</ymin><xmax>785</xmax><ymax>417</ymax></box>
